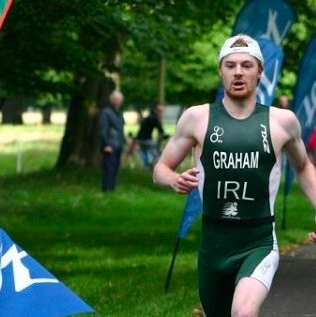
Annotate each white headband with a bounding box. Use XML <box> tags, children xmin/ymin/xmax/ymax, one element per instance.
<box><xmin>218</xmin><ymin>34</ymin><xmax>264</xmax><ymax>66</ymax></box>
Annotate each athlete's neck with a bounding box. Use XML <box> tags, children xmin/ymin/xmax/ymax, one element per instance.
<box><xmin>222</xmin><ymin>96</ymin><xmax>256</xmax><ymax>119</ymax></box>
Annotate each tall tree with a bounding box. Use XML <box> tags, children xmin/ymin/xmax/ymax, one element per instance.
<box><xmin>0</xmin><ymin>0</ymin><xmax>240</xmax><ymax>167</ymax></box>
<box><xmin>1</xmin><ymin>0</ymin><xmax>315</xmax><ymax>168</ymax></box>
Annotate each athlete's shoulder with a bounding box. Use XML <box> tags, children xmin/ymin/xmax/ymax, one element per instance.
<box><xmin>270</xmin><ymin>106</ymin><xmax>300</xmax><ymax>133</ymax></box>
<box><xmin>185</xmin><ymin>102</ymin><xmax>209</xmax><ymax>111</ymax></box>
<box><xmin>270</xmin><ymin>105</ymin><xmax>297</xmax><ymax>121</ymax></box>
<box><xmin>180</xmin><ymin>103</ymin><xmax>209</xmax><ymax>119</ymax></box>
<box><xmin>176</xmin><ymin>103</ymin><xmax>209</xmax><ymax>139</ymax></box>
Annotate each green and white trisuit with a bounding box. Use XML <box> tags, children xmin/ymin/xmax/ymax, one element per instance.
<box><xmin>197</xmin><ymin>102</ymin><xmax>280</xmax><ymax>317</ymax></box>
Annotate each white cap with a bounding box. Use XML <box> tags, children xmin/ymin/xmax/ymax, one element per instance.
<box><xmin>218</xmin><ymin>34</ymin><xmax>264</xmax><ymax>66</ymax></box>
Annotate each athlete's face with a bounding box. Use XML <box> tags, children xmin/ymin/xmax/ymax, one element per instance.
<box><xmin>219</xmin><ymin>53</ymin><xmax>263</xmax><ymax>100</ymax></box>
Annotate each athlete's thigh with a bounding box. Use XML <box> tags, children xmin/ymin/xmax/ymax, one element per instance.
<box><xmin>231</xmin><ymin>247</ymin><xmax>279</xmax><ymax>316</ymax></box>
<box><xmin>198</xmin><ymin>250</ymin><xmax>235</xmax><ymax>317</ymax></box>
<box><xmin>231</xmin><ymin>277</ymin><xmax>268</xmax><ymax>317</ymax></box>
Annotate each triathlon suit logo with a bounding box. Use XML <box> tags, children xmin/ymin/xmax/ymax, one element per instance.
<box><xmin>260</xmin><ymin>124</ymin><xmax>270</xmax><ymax>153</ymax></box>
<box><xmin>210</xmin><ymin>126</ymin><xmax>224</xmax><ymax>143</ymax></box>
<box><xmin>222</xmin><ymin>202</ymin><xmax>238</xmax><ymax>217</ymax></box>
<box><xmin>260</xmin><ymin>259</ymin><xmax>272</xmax><ymax>275</ymax></box>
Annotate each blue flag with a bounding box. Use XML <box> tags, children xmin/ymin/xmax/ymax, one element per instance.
<box><xmin>232</xmin><ymin>0</ymin><xmax>296</xmax><ymax>46</ymax></box>
<box><xmin>291</xmin><ymin>36</ymin><xmax>316</xmax><ymax>141</ymax></box>
<box><xmin>284</xmin><ymin>35</ymin><xmax>316</xmax><ymax>195</ymax></box>
<box><xmin>256</xmin><ymin>38</ymin><xmax>284</xmax><ymax>106</ymax></box>
<box><xmin>0</xmin><ymin>229</ymin><xmax>95</xmax><ymax>317</ymax></box>
<box><xmin>177</xmin><ymin>188</ymin><xmax>202</xmax><ymax>239</ymax></box>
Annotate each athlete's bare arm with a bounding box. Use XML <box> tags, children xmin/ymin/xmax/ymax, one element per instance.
<box><xmin>153</xmin><ymin>104</ymin><xmax>208</xmax><ymax>194</ymax></box>
<box><xmin>271</xmin><ymin>107</ymin><xmax>316</xmax><ymax>242</ymax></box>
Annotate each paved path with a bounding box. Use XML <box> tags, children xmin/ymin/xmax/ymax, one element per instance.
<box><xmin>261</xmin><ymin>243</ymin><xmax>316</xmax><ymax>317</ymax></box>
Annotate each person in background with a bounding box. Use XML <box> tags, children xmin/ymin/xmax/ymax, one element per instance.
<box><xmin>277</xmin><ymin>95</ymin><xmax>290</xmax><ymax>109</ymax></box>
<box><xmin>136</xmin><ymin>103</ymin><xmax>168</xmax><ymax>168</ymax></box>
<box><xmin>153</xmin><ymin>34</ymin><xmax>316</xmax><ymax>317</ymax></box>
<box><xmin>99</xmin><ymin>90</ymin><xmax>125</xmax><ymax>191</ymax></box>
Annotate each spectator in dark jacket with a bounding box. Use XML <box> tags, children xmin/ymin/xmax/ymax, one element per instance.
<box><xmin>136</xmin><ymin>104</ymin><xmax>168</xmax><ymax>168</ymax></box>
<box><xmin>99</xmin><ymin>90</ymin><xmax>125</xmax><ymax>191</ymax></box>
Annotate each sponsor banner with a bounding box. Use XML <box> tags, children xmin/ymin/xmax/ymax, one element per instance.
<box><xmin>0</xmin><ymin>229</ymin><xmax>95</xmax><ymax>317</ymax></box>
<box><xmin>177</xmin><ymin>188</ymin><xmax>202</xmax><ymax>239</ymax></box>
<box><xmin>285</xmin><ymin>36</ymin><xmax>316</xmax><ymax>195</ymax></box>
<box><xmin>232</xmin><ymin>0</ymin><xmax>296</xmax><ymax>46</ymax></box>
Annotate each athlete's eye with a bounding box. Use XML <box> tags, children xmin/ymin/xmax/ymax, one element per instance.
<box><xmin>242</xmin><ymin>62</ymin><xmax>254</xmax><ymax>69</ymax></box>
<box><xmin>224</xmin><ymin>63</ymin><xmax>235</xmax><ymax>69</ymax></box>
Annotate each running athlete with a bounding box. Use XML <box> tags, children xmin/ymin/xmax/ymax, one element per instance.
<box><xmin>153</xmin><ymin>34</ymin><xmax>316</xmax><ymax>317</ymax></box>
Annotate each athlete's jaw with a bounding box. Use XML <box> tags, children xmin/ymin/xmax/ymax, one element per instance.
<box><xmin>225</xmin><ymin>80</ymin><xmax>252</xmax><ymax>99</ymax></box>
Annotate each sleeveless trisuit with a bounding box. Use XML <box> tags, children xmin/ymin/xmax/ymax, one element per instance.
<box><xmin>197</xmin><ymin>103</ymin><xmax>281</xmax><ymax>316</ymax></box>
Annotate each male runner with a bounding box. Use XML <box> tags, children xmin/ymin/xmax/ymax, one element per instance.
<box><xmin>153</xmin><ymin>34</ymin><xmax>316</xmax><ymax>316</ymax></box>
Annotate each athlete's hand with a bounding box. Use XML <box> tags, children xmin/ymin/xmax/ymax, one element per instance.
<box><xmin>171</xmin><ymin>167</ymin><xmax>199</xmax><ymax>194</ymax></box>
<box><xmin>308</xmin><ymin>231</ymin><xmax>316</xmax><ymax>243</ymax></box>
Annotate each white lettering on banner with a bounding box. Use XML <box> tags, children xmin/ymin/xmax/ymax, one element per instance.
<box><xmin>0</xmin><ymin>244</ymin><xmax>58</xmax><ymax>292</ymax></box>
<box><xmin>257</xmin><ymin>60</ymin><xmax>280</xmax><ymax>105</ymax></box>
<box><xmin>261</xmin><ymin>10</ymin><xmax>292</xmax><ymax>45</ymax></box>
<box><xmin>302</xmin><ymin>81</ymin><xmax>316</xmax><ymax>128</ymax></box>
<box><xmin>217</xmin><ymin>181</ymin><xmax>254</xmax><ymax>201</ymax></box>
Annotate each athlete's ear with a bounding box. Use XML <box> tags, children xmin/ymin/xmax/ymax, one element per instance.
<box><xmin>257</xmin><ymin>65</ymin><xmax>263</xmax><ymax>80</ymax></box>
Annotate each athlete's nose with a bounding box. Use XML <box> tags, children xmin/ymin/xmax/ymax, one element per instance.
<box><xmin>234</xmin><ymin>64</ymin><xmax>243</xmax><ymax>75</ymax></box>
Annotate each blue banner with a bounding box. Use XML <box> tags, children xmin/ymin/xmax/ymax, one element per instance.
<box><xmin>292</xmin><ymin>36</ymin><xmax>316</xmax><ymax>141</ymax></box>
<box><xmin>284</xmin><ymin>35</ymin><xmax>316</xmax><ymax>195</ymax></box>
<box><xmin>177</xmin><ymin>188</ymin><xmax>202</xmax><ymax>239</ymax></box>
<box><xmin>232</xmin><ymin>0</ymin><xmax>296</xmax><ymax>46</ymax></box>
<box><xmin>0</xmin><ymin>229</ymin><xmax>95</xmax><ymax>317</ymax></box>
<box><xmin>256</xmin><ymin>38</ymin><xmax>284</xmax><ymax>106</ymax></box>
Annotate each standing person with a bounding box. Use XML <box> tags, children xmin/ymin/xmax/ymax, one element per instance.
<box><xmin>136</xmin><ymin>103</ymin><xmax>168</xmax><ymax>168</ymax></box>
<box><xmin>277</xmin><ymin>95</ymin><xmax>290</xmax><ymax>109</ymax></box>
<box><xmin>153</xmin><ymin>34</ymin><xmax>316</xmax><ymax>317</ymax></box>
<box><xmin>99</xmin><ymin>90</ymin><xmax>125</xmax><ymax>191</ymax></box>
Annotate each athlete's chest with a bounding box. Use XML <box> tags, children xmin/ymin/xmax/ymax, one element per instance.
<box><xmin>208</xmin><ymin>109</ymin><xmax>271</xmax><ymax>155</ymax></box>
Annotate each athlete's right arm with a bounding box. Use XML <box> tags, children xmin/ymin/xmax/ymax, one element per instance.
<box><xmin>153</xmin><ymin>107</ymin><xmax>200</xmax><ymax>194</ymax></box>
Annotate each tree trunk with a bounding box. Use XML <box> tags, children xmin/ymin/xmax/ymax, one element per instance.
<box><xmin>55</xmin><ymin>78</ymin><xmax>114</xmax><ymax>168</ymax></box>
<box><xmin>81</xmin><ymin>79</ymin><xmax>114</xmax><ymax>167</ymax></box>
<box><xmin>56</xmin><ymin>34</ymin><xmax>122</xmax><ymax>169</ymax></box>
<box><xmin>41</xmin><ymin>104</ymin><xmax>52</xmax><ymax>124</ymax></box>
<box><xmin>55</xmin><ymin>88</ymin><xmax>87</xmax><ymax>167</ymax></box>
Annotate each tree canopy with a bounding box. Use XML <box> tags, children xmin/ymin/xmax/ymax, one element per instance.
<box><xmin>0</xmin><ymin>0</ymin><xmax>315</xmax><ymax>166</ymax></box>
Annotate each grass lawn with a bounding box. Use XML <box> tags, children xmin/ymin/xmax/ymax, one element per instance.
<box><xmin>0</xmin><ymin>124</ymin><xmax>315</xmax><ymax>316</ymax></box>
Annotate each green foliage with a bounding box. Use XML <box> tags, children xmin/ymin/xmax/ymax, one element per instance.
<box><xmin>0</xmin><ymin>0</ymin><xmax>316</xmax><ymax>106</ymax></box>
<box><xmin>0</xmin><ymin>0</ymin><xmax>241</xmax><ymax>106</ymax></box>
<box><xmin>1</xmin><ymin>0</ymin><xmax>313</xmax><ymax>108</ymax></box>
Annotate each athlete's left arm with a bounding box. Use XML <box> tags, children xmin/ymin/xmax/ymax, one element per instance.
<box><xmin>283</xmin><ymin>111</ymin><xmax>316</xmax><ymax>242</ymax></box>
